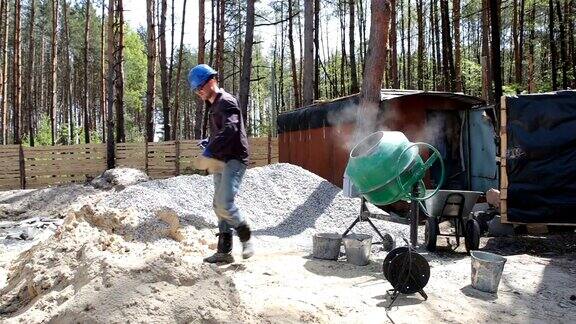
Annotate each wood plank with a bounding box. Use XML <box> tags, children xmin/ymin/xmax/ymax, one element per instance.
<box><xmin>26</xmin><ymin>169</ymin><xmax>106</xmax><ymax>178</ymax></box>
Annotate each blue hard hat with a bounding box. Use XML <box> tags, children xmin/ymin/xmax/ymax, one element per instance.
<box><xmin>188</xmin><ymin>64</ymin><xmax>218</xmax><ymax>90</ymax></box>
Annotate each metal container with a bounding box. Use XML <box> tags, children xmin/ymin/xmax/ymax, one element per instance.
<box><xmin>471</xmin><ymin>250</ymin><xmax>507</xmax><ymax>293</ymax></box>
<box><xmin>312</xmin><ymin>233</ymin><xmax>342</xmax><ymax>260</ymax></box>
<box><xmin>343</xmin><ymin>234</ymin><xmax>372</xmax><ymax>266</ymax></box>
<box><xmin>424</xmin><ymin>190</ymin><xmax>483</xmax><ymax>221</ymax></box>
<box><xmin>345</xmin><ymin>131</ymin><xmax>425</xmax><ymax>205</ymax></box>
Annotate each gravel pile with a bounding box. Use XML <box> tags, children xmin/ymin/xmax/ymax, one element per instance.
<box><xmin>98</xmin><ymin>163</ymin><xmax>411</xmax><ymax>249</ymax></box>
<box><xmin>91</xmin><ymin>167</ymin><xmax>150</xmax><ymax>190</ymax></box>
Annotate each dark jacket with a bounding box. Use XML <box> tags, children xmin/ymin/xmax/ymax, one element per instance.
<box><xmin>206</xmin><ymin>90</ymin><xmax>249</xmax><ymax>164</ymax></box>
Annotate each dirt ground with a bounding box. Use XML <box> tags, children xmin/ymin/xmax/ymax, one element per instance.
<box><xmin>2</xmin><ymin>218</ymin><xmax>576</xmax><ymax>323</ymax></box>
<box><xmin>225</xmin><ymin>234</ymin><xmax>576</xmax><ymax>324</ymax></box>
<box><xmin>1</xmin><ymin>176</ymin><xmax>576</xmax><ymax>323</ymax></box>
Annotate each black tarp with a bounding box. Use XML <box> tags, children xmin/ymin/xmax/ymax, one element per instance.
<box><xmin>506</xmin><ymin>91</ymin><xmax>576</xmax><ymax>223</ymax></box>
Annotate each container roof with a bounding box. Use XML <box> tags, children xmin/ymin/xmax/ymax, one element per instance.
<box><xmin>277</xmin><ymin>90</ymin><xmax>486</xmax><ymax>133</ymax></box>
<box><xmin>378</xmin><ymin>89</ymin><xmax>485</xmax><ymax>106</ymax></box>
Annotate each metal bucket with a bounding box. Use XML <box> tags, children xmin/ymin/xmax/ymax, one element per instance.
<box><xmin>343</xmin><ymin>234</ymin><xmax>372</xmax><ymax>266</ymax></box>
<box><xmin>471</xmin><ymin>251</ymin><xmax>507</xmax><ymax>293</ymax></box>
<box><xmin>313</xmin><ymin>233</ymin><xmax>342</xmax><ymax>260</ymax></box>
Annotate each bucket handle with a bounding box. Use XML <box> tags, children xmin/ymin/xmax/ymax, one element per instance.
<box><xmin>395</xmin><ymin>142</ymin><xmax>445</xmax><ymax>201</ymax></box>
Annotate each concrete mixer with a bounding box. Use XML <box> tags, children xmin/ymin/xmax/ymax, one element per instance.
<box><xmin>345</xmin><ymin>131</ymin><xmax>446</xmax><ymax>247</ymax></box>
<box><xmin>344</xmin><ymin>130</ymin><xmax>444</xmax><ymax>309</ymax></box>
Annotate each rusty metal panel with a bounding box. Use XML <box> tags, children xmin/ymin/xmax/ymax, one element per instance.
<box><xmin>331</xmin><ymin>123</ymin><xmax>356</xmax><ymax>188</ymax></box>
<box><xmin>307</xmin><ymin>127</ymin><xmax>333</xmax><ymax>182</ymax></box>
<box><xmin>278</xmin><ymin>132</ymin><xmax>290</xmax><ymax>163</ymax></box>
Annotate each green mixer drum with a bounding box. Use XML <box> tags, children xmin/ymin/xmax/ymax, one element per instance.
<box><xmin>345</xmin><ymin>131</ymin><xmax>426</xmax><ymax>205</ymax></box>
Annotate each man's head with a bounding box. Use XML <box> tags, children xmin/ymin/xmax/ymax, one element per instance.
<box><xmin>188</xmin><ymin>64</ymin><xmax>219</xmax><ymax>101</ymax></box>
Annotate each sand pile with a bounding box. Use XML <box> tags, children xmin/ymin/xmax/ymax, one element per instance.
<box><xmin>1</xmin><ymin>164</ymin><xmax>412</xmax><ymax>322</ymax></box>
<box><xmin>0</xmin><ymin>205</ymin><xmax>257</xmax><ymax>323</ymax></box>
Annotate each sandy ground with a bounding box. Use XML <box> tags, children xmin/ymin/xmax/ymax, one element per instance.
<box><xmin>1</xmin><ymin>168</ymin><xmax>575</xmax><ymax>323</ymax></box>
<box><xmin>226</xmin><ymin>236</ymin><xmax>576</xmax><ymax>324</ymax></box>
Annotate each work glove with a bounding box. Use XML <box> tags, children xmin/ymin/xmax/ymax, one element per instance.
<box><xmin>197</xmin><ymin>138</ymin><xmax>209</xmax><ymax>149</ymax></box>
<box><xmin>202</xmin><ymin>147</ymin><xmax>212</xmax><ymax>158</ymax></box>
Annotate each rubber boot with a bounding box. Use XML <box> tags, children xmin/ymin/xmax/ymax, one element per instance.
<box><xmin>236</xmin><ymin>224</ymin><xmax>254</xmax><ymax>259</ymax></box>
<box><xmin>203</xmin><ymin>232</ymin><xmax>234</xmax><ymax>264</ymax></box>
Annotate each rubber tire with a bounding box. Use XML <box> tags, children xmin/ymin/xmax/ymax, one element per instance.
<box><xmin>424</xmin><ymin>217</ymin><xmax>438</xmax><ymax>252</ymax></box>
<box><xmin>382</xmin><ymin>233</ymin><xmax>395</xmax><ymax>252</ymax></box>
<box><xmin>465</xmin><ymin>219</ymin><xmax>481</xmax><ymax>253</ymax></box>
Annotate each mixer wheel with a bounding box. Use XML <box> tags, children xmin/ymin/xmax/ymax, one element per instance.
<box><xmin>424</xmin><ymin>217</ymin><xmax>438</xmax><ymax>252</ymax></box>
<box><xmin>465</xmin><ymin>219</ymin><xmax>480</xmax><ymax>253</ymax></box>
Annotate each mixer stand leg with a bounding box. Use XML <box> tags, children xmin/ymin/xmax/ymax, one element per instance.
<box><xmin>342</xmin><ymin>198</ymin><xmax>388</xmax><ymax>244</ymax></box>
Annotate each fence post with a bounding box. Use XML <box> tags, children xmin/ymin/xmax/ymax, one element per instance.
<box><xmin>267</xmin><ymin>134</ymin><xmax>272</xmax><ymax>164</ymax></box>
<box><xmin>175</xmin><ymin>140</ymin><xmax>180</xmax><ymax>175</ymax></box>
<box><xmin>19</xmin><ymin>144</ymin><xmax>26</xmax><ymax>189</ymax></box>
<box><xmin>145</xmin><ymin>141</ymin><xmax>149</xmax><ymax>174</ymax></box>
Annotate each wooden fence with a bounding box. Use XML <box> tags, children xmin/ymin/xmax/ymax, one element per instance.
<box><xmin>0</xmin><ymin>137</ymin><xmax>278</xmax><ymax>190</ymax></box>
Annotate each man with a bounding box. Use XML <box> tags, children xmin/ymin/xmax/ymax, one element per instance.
<box><xmin>188</xmin><ymin>64</ymin><xmax>254</xmax><ymax>264</ymax></box>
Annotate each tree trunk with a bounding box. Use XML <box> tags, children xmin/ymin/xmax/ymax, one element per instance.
<box><xmin>49</xmin><ymin>0</ymin><xmax>58</xmax><ymax>145</ymax></box>
<box><xmin>440</xmin><ymin>0</ymin><xmax>455</xmax><ymax>91</ymax></box>
<box><xmin>490</xmin><ymin>0</ymin><xmax>502</xmax><ymax>103</ymax></box>
<box><xmin>239</xmin><ymin>0</ymin><xmax>255</xmax><ymax>122</ymax></box>
<box><xmin>0</xmin><ymin>0</ymin><xmax>7</xmax><ymax>144</ymax></box>
<box><xmin>279</xmin><ymin>1</ymin><xmax>286</xmax><ymax>109</ymax></box>
<box><xmin>527</xmin><ymin>1</ymin><xmax>536</xmax><ymax>92</ymax></box>
<box><xmin>26</xmin><ymin>0</ymin><xmax>36</xmax><ymax>146</ymax></box>
<box><xmin>452</xmin><ymin>0</ymin><xmax>462</xmax><ymax>91</ymax></box>
<box><xmin>481</xmin><ymin>0</ymin><xmax>492</xmax><ymax>101</ymax></box>
<box><xmin>406</xmin><ymin>0</ymin><xmax>412</xmax><ymax>88</ymax></box>
<box><xmin>106</xmin><ymin>0</ymin><xmax>116</xmax><ymax>168</ymax></box>
<box><xmin>168</xmin><ymin>0</ymin><xmax>175</xmax><ymax>101</ymax></box>
<box><xmin>297</xmin><ymin>0</ymin><xmax>303</xmax><ymax>103</ymax></box>
<box><xmin>172</xmin><ymin>0</ymin><xmax>187</xmax><ymax>141</ymax></box>
<box><xmin>358</xmin><ymin>0</ymin><xmax>391</xmax><ymax>133</ymax></box>
<box><xmin>513</xmin><ymin>0</ymin><xmax>525</xmax><ymax>86</ymax></box>
<box><xmin>390</xmin><ymin>0</ymin><xmax>398</xmax><ymax>88</ymax></box>
<box><xmin>83</xmin><ymin>0</ymin><xmax>91</xmax><ymax>143</ymax></box>
<box><xmin>417</xmin><ymin>0</ymin><xmax>425</xmax><ymax>90</ymax></box>
<box><xmin>349</xmin><ymin>0</ymin><xmax>359</xmax><ymax>93</ymax></box>
<box><xmin>430</xmin><ymin>0</ymin><xmax>437</xmax><ymax>89</ymax></box>
<box><xmin>159</xmin><ymin>0</ymin><xmax>170</xmax><ymax>140</ymax></box>
<box><xmin>209</xmin><ymin>0</ymin><xmax>215</xmax><ymax>67</ymax></box>
<box><xmin>115</xmin><ymin>0</ymin><xmax>125</xmax><ymax>143</ymax></box>
<box><xmin>146</xmin><ymin>0</ymin><xmax>156</xmax><ymax>142</ymax></box>
<box><xmin>194</xmin><ymin>0</ymin><xmax>205</xmax><ymax>139</ymax></box>
<box><xmin>549</xmin><ymin>0</ymin><xmax>558</xmax><ymax>90</ymax></box>
<box><xmin>11</xmin><ymin>0</ymin><xmax>21</xmax><ymax>144</ymax></box>
<box><xmin>314</xmin><ymin>0</ymin><xmax>320</xmax><ymax>99</ymax></box>
<box><xmin>567</xmin><ymin>0</ymin><xmax>576</xmax><ymax>89</ymax></box>
<box><xmin>62</xmin><ymin>0</ymin><xmax>74</xmax><ymax>144</ymax></box>
<box><xmin>100</xmin><ymin>0</ymin><xmax>106</xmax><ymax>142</ymax></box>
<box><xmin>288</xmin><ymin>0</ymin><xmax>300</xmax><ymax>108</ymax></box>
<box><xmin>339</xmin><ymin>1</ymin><xmax>346</xmax><ymax>95</ymax></box>
<box><xmin>400</xmin><ymin>0</ymin><xmax>406</xmax><ymax>88</ymax></box>
<box><xmin>556</xmin><ymin>0</ymin><xmax>568</xmax><ymax>89</ymax></box>
<box><xmin>433</xmin><ymin>0</ymin><xmax>442</xmax><ymax>90</ymax></box>
<box><xmin>216</xmin><ymin>0</ymin><xmax>225</xmax><ymax>87</ymax></box>
<box><xmin>303</xmin><ymin>0</ymin><xmax>314</xmax><ymax>104</ymax></box>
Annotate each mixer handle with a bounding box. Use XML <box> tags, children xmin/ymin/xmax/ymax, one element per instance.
<box><xmin>395</xmin><ymin>142</ymin><xmax>445</xmax><ymax>201</ymax></box>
